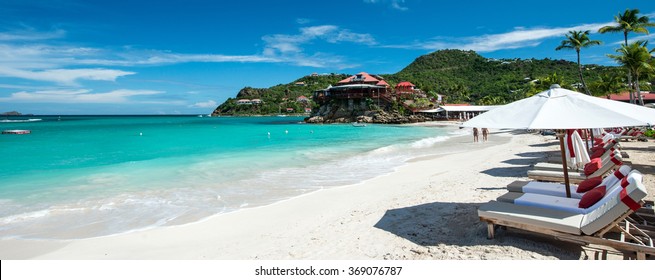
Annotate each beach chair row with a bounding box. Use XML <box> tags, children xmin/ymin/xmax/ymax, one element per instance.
<box><xmin>478</xmin><ymin>165</ymin><xmax>655</xmax><ymax>259</ymax></box>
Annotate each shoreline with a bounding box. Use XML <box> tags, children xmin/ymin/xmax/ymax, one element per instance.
<box><xmin>0</xmin><ymin>129</ymin><xmax>518</xmax><ymax>259</ymax></box>
<box><xmin>0</xmin><ymin>125</ymin><xmax>477</xmax><ymax>243</ymax></box>
<box><xmin>1</xmin><ymin>130</ymin><xmax>652</xmax><ymax>259</ymax></box>
<box><xmin>0</xmin><ymin>117</ymin><xmax>460</xmax><ymax>241</ymax></box>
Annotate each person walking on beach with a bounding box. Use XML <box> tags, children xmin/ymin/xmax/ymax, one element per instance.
<box><xmin>473</xmin><ymin>127</ymin><xmax>479</xmax><ymax>142</ymax></box>
<box><xmin>482</xmin><ymin>128</ymin><xmax>489</xmax><ymax>142</ymax></box>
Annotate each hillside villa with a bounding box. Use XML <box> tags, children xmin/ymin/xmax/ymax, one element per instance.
<box><xmin>312</xmin><ymin>72</ymin><xmax>392</xmax><ymax>102</ymax></box>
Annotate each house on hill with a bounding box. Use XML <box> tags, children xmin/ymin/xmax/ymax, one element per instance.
<box><xmin>296</xmin><ymin>95</ymin><xmax>310</xmax><ymax>103</ymax></box>
<box><xmin>312</xmin><ymin>72</ymin><xmax>391</xmax><ymax>102</ymax></box>
<box><xmin>395</xmin><ymin>81</ymin><xmax>416</xmax><ymax>94</ymax></box>
<box><xmin>236</xmin><ymin>99</ymin><xmax>252</xmax><ymax>105</ymax></box>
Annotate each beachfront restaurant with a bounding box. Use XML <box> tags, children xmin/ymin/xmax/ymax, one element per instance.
<box><xmin>419</xmin><ymin>105</ymin><xmax>500</xmax><ymax>121</ymax></box>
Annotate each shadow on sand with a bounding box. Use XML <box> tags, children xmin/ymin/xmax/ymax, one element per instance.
<box><xmin>374</xmin><ymin>201</ymin><xmax>585</xmax><ymax>259</ymax></box>
<box><xmin>529</xmin><ymin>141</ymin><xmax>559</xmax><ymax>148</ymax></box>
<box><xmin>501</xmin><ymin>158</ymin><xmax>538</xmax><ymax>166</ymax></box>
<box><xmin>621</xmin><ymin>146</ymin><xmax>655</xmax><ymax>153</ymax></box>
<box><xmin>480</xmin><ymin>166</ymin><xmax>532</xmax><ymax>178</ymax></box>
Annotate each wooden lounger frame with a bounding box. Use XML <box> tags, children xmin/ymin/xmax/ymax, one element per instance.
<box><xmin>480</xmin><ymin>201</ymin><xmax>655</xmax><ymax>260</ymax></box>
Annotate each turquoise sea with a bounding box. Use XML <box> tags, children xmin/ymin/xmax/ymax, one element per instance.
<box><xmin>0</xmin><ymin>115</ymin><xmax>466</xmax><ymax>239</ymax></box>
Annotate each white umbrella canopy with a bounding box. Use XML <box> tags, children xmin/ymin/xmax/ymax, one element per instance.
<box><xmin>463</xmin><ymin>84</ymin><xmax>655</xmax><ymax>198</ymax></box>
<box><xmin>463</xmin><ymin>84</ymin><xmax>655</xmax><ymax>129</ymax></box>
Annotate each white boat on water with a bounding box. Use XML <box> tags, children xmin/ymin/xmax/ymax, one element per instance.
<box><xmin>352</xmin><ymin>122</ymin><xmax>367</xmax><ymax>127</ymax></box>
<box><xmin>2</xmin><ymin>129</ymin><xmax>31</xmax><ymax>134</ymax></box>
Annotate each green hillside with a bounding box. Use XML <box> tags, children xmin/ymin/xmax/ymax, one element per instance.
<box><xmin>212</xmin><ymin>74</ymin><xmax>348</xmax><ymax>116</ymax></box>
<box><xmin>213</xmin><ymin>49</ymin><xmax>621</xmax><ymax>115</ymax></box>
<box><xmin>384</xmin><ymin>49</ymin><xmax>616</xmax><ymax>104</ymax></box>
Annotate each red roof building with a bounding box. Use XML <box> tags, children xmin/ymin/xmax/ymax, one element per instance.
<box><xmin>314</xmin><ymin>72</ymin><xmax>392</xmax><ymax>102</ymax></box>
<box><xmin>395</xmin><ymin>81</ymin><xmax>416</xmax><ymax>94</ymax></box>
<box><xmin>296</xmin><ymin>95</ymin><xmax>310</xmax><ymax>102</ymax></box>
<box><xmin>337</xmin><ymin>72</ymin><xmax>389</xmax><ymax>87</ymax></box>
<box><xmin>606</xmin><ymin>91</ymin><xmax>655</xmax><ymax>103</ymax></box>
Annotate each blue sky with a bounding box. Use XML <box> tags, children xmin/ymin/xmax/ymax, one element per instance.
<box><xmin>1</xmin><ymin>0</ymin><xmax>654</xmax><ymax>115</ymax></box>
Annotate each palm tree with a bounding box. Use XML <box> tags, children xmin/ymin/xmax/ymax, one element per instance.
<box><xmin>599</xmin><ymin>9</ymin><xmax>655</xmax><ymax>103</ymax></box>
<box><xmin>589</xmin><ymin>72</ymin><xmax>625</xmax><ymax>98</ymax></box>
<box><xmin>607</xmin><ymin>41</ymin><xmax>654</xmax><ymax>105</ymax></box>
<box><xmin>555</xmin><ymin>30</ymin><xmax>601</xmax><ymax>95</ymax></box>
<box><xmin>599</xmin><ymin>9</ymin><xmax>655</xmax><ymax>45</ymax></box>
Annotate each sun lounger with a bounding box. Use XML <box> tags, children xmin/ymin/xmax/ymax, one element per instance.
<box><xmin>508</xmin><ymin>165</ymin><xmax>632</xmax><ymax>199</ymax></box>
<box><xmin>499</xmin><ymin>170</ymin><xmax>642</xmax><ymax>214</ymax></box>
<box><xmin>527</xmin><ymin>152</ymin><xmax>623</xmax><ymax>184</ymax></box>
<box><xmin>478</xmin><ymin>173</ymin><xmax>654</xmax><ymax>259</ymax></box>
<box><xmin>533</xmin><ymin>144</ymin><xmax>622</xmax><ymax>172</ymax></box>
<box><xmin>608</xmin><ymin>127</ymin><xmax>648</xmax><ymax>142</ymax></box>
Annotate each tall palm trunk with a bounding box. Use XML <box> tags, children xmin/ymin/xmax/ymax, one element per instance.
<box><xmin>576</xmin><ymin>50</ymin><xmax>591</xmax><ymax>95</ymax></box>
<box><xmin>635</xmin><ymin>73</ymin><xmax>645</xmax><ymax>105</ymax></box>
<box><xmin>624</xmin><ymin>32</ymin><xmax>635</xmax><ymax>104</ymax></box>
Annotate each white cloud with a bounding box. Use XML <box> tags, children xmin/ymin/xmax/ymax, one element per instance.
<box><xmin>385</xmin><ymin>22</ymin><xmax>611</xmax><ymax>52</ymax></box>
<box><xmin>390</xmin><ymin>0</ymin><xmax>408</xmax><ymax>11</ymax></box>
<box><xmin>0</xmin><ymin>29</ymin><xmax>66</xmax><ymax>41</ymax></box>
<box><xmin>1</xmin><ymin>89</ymin><xmax>164</xmax><ymax>103</ymax></box>
<box><xmin>263</xmin><ymin>25</ymin><xmax>376</xmax><ymax>55</ymax></box>
<box><xmin>296</xmin><ymin>18</ymin><xmax>312</xmax><ymax>25</ymax></box>
<box><xmin>0</xmin><ymin>25</ymin><xmax>373</xmax><ymax>77</ymax></box>
<box><xmin>189</xmin><ymin>100</ymin><xmax>217</xmax><ymax>108</ymax></box>
<box><xmin>0</xmin><ymin>66</ymin><xmax>135</xmax><ymax>86</ymax></box>
<box><xmin>363</xmin><ymin>0</ymin><xmax>408</xmax><ymax>11</ymax></box>
<box><xmin>329</xmin><ymin>30</ymin><xmax>377</xmax><ymax>45</ymax></box>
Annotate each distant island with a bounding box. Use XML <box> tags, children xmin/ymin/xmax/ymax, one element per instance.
<box><xmin>2</xmin><ymin>111</ymin><xmax>23</xmax><ymax>116</ymax></box>
<box><xmin>212</xmin><ymin>49</ymin><xmax>619</xmax><ymax>123</ymax></box>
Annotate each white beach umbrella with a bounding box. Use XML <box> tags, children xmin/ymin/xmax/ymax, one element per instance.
<box><xmin>464</xmin><ymin>85</ymin><xmax>655</xmax><ymax>129</ymax></box>
<box><xmin>463</xmin><ymin>84</ymin><xmax>655</xmax><ymax>197</ymax></box>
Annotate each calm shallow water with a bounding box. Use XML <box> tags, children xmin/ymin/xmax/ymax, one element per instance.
<box><xmin>0</xmin><ymin>115</ymin><xmax>466</xmax><ymax>239</ymax></box>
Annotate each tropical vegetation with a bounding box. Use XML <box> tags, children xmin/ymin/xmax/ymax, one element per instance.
<box><xmin>599</xmin><ymin>8</ymin><xmax>655</xmax><ymax>104</ymax></box>
<box><xmin>214</xmin><ymin>8</ymin><xmax>655</xmax><ymax>115</ymax></box>
<box><xmin>555</xmin><ymin>30</ymin><xmax>602</xmax><ymax>95</ymax></box>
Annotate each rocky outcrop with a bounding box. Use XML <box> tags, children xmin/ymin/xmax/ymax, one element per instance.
<box><xmin>304</xmin><ymin>99</ymin><xmax>430</xmax><ymax>124</ymax></box>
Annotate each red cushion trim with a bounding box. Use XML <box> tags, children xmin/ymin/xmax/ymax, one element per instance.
<box><xmin>614</xmin><ymin>169</ymin><xmax>626</xmax><ymax>180</ymax></box>
<box><xmin>620</xmin><ymin>188</ymin><xmax>641</xmax><ymax>211</ymax></box>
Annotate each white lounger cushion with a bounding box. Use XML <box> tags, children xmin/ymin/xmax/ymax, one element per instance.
<box><xmin>518</xmin><ymin>181</ymin><xmax>584</xmax><ymax>199</ymax></box>
<box><xmin>501</xmin><ymin>170</ymin><xmax>642</xmax><ymax>215</ymax></box>
<box><xmin>510</xmin><ymin>165</ymin><xmax>632</xmax><ymax>198</ymax></box>
<box><xmin>480</xmin><ymin>171</ymin><xmax>647</xmax><ymax>236</ymax></box>
<box><xmin>527</xmin><ymin>151</ymin><xmax>622</xmax><ymax>183</ymax></box>
<box><xmin>478</xmin><ymin>201</ymin><xmax>583</xmax><ymax>235</ymax></box>
<box><xmin>513</xmin><ymin>193</ymin><xmax>586</xmax><ymax>214</ymax></box>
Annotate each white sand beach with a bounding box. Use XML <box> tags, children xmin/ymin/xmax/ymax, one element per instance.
<box><xmin>1</xmin><ymin>128</ymin><xmax>653</xmax><ymax>260</ymax></box>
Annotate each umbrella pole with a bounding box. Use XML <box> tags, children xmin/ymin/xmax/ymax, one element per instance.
<box><xmin>588</xmin><ymin>129</ymin><xmax>594</xmax><ymax>153</ymax></box>
<box><xmin>557</xmin><ymin>130</ymin><xmax>572</xmax><ymax>198</ymax></box>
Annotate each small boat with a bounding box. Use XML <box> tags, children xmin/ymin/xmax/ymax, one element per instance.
<box><xmin>352</xmin><ymin>122</ymin><xmax>367</xmax><ymax>127</ymax></box>
<box><xmin>2</xmin><ymin>130</ymin><xmax>31</xmax><ymax>134</ymax></box>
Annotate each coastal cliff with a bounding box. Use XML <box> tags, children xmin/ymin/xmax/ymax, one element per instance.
<box><xmin>212</xmin><ymin>49</ymin><xmax>616</xmax><ymax>123</ymax></box>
